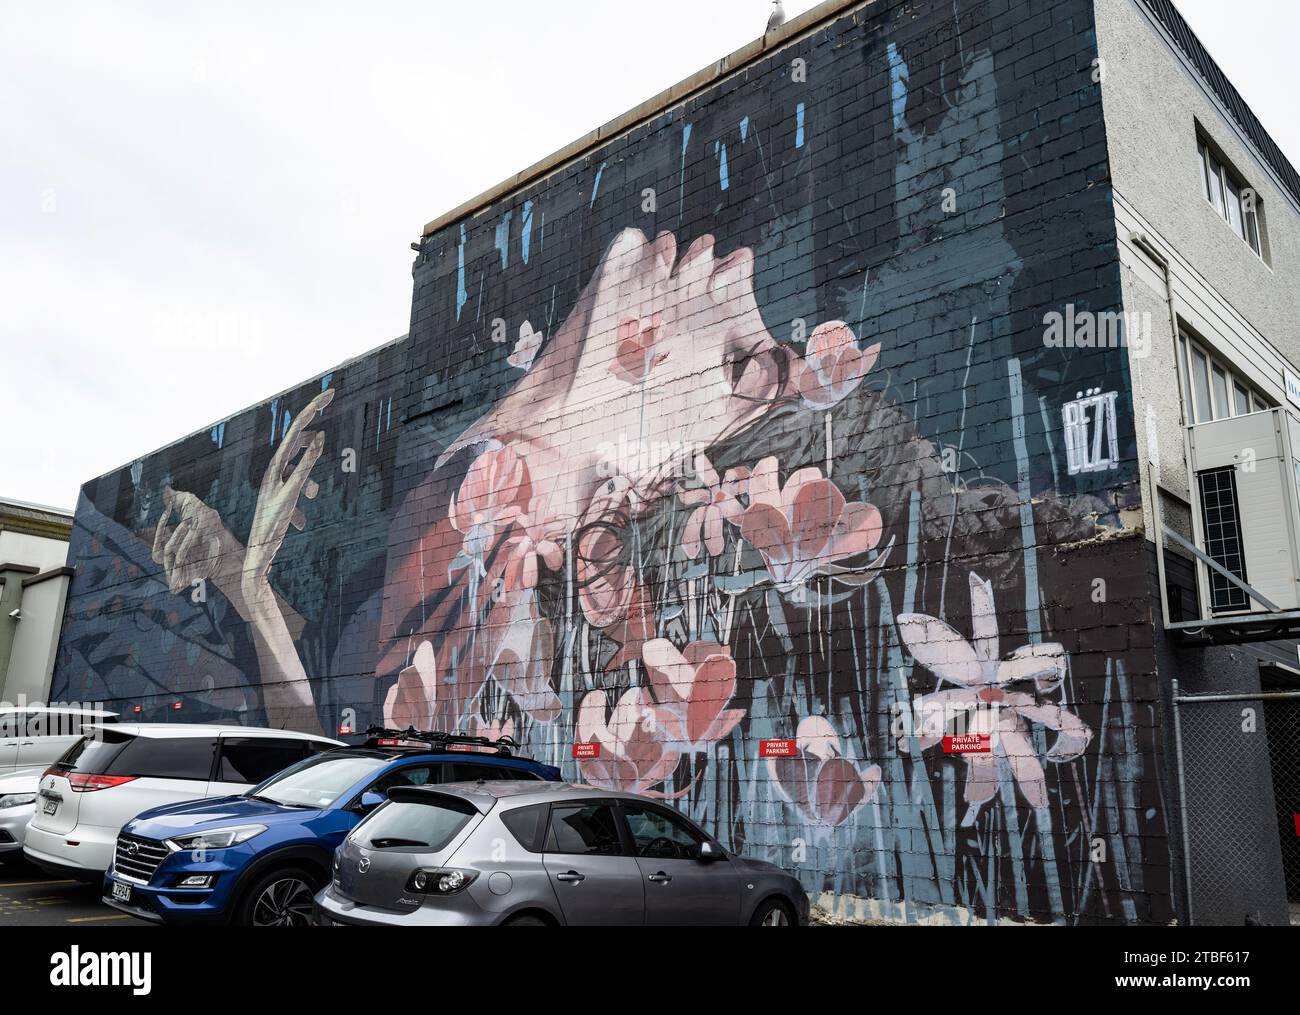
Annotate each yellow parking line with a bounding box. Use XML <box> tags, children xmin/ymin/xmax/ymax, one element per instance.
<box><xmin>66</xmin><ymin>914</ymin><xmax>133</xmax><ymax>923</ymax></box>
<box><xmin>0</xmin><ymin>880</ymin><xmax>76</xmax><ymax>888</ymax></box>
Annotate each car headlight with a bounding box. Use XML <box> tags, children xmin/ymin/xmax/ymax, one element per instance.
<box><xmin>405</xmin><ymin>868</ymin><xmax>478</xmax><ymax>895</ymax></box>
<box><xmin>0</xmin><ymin>793</ymin><xmax>36</xmax><ymax>810</ymax></box>
<box><xmin>165</xmin><ymin>824</ymin><xmax>267</xmax><ymax>851</ymax></box>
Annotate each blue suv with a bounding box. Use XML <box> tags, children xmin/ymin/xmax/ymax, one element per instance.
<box><xmin>101</xmin><ymin>728</ymin><xmax>561</xmax><ymax>926</ymax></box>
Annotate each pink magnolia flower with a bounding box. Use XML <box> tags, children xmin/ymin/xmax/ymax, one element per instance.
<box><xmin>383</xmin><ymin>639</ymin><xmax>437</xmax><ymax>731</ymax></box>
<box><xmin>678</xmin><ymin>454</ymin><xmax>749</xmax><ymax>559</ymax></box>
<box><xmin>507</xmin><ymin>321</ymin><xmax>543</xmax><ymax>370</ymax></box>
<box><xmin>609</xmin><ymin>313</ymin><xmax>669</xmax><ymax>385</ymax></box>
<box><xmin>896</xmin><ymin>572</ymin><xmax>1092</xmax><ymax>826</ymax></box>
<box><xmin>792</xmin><ymin>323</ymin><xmax>881</xmax><ymax>410</ymax></box>
<box><xmin>767</xmin><ymin>716</ymin><xmax>881</xmax><ymax>827</ymax></box>
<box><xmin>640</xmin><ymin>638</ymin><xmax>746</xmax><ymax>751</ymax></box>
<box><xmin>449</xmin><ymin>444</ymin><xmax>531</xmax><ymax>543</ymax></box>
<box><xmin>739</xmin><ymin>457</ymin><xmax>883</xmax><ymax>590</ymax></box>
<box><xmin>576</xmin><ymin>688</ymin><xmax>688</xmax><ymax>798</ymax></box>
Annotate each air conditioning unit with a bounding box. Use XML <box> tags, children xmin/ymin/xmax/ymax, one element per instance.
<box><xmin>1187</xmin><ymin>407</ymin><xmax>1300</xmax><ymax>615</ymax></box>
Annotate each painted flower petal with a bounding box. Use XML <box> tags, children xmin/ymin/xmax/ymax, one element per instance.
<box><xmin>681</xmin><ymin>505</ymin><xmax>706</xmax><ymax>559</ymax></box>
<box><xmin>996</xmin><ymin>644</ymin><xmax>1068</xmax><ymax>693</ymax></box>
<box><xmin>384</xmin><ymin>647</ymin><xmax>437</xmax><ymax>731</ymax></box>
<box><xmin>641</xmin><ymin>638</ymin><xmax>691</xmax><ymax>703</ymax></box>
<box><xmin>795</xmin><ymin>715</ymin><xmax>842</xmax><ymax>761</ymax></box>
<box><xmin>896</xmin><ymin>614</ymin><xmax>986</xmax><ymax>687</ymax></box>
<box><xmin>813</xmin><ymin>757</ymin><xmax>868</xmax><ymax>826</ymax></box>
<box><xmin>747</xmin><ymin>457</ymin><xmax>782</xmax><ymax>508</ymax></box>
<box><xmin>1016</xmin><ymin>702</ymin><xmax>1093</xmax><ymax>762</ymax></box>
<box><xmin>790</xmin><ymin>478</ymin><xmax>846</xmax><ymax>572</ymax></box>
<box><xmin>828</xmin><ymin>501</ymin><xmax>883</xmax><ymax>564</ymax></box>
<box><xmin>703</xmin><ymin>505</ymin><xmax>726</xmax><ymax>558</ymax></box>
<box><xmin>968</xmin><ymin>572</ymin><xmax>999</xmax><ymax>666</ymax></box>
<box><xmin>685</xmin><ymin>654</ymin><xmax>738</xmax><ymax>745</ymax></box>
<box><xmin>1000</xmin><ymin>728</ymin><xmax>1048</xmax><ymax>809</ymax></box>
<box><xmin>740</xmin><ymin>502</ymin><xmax>794</xmax><ymax>581</ymax></box>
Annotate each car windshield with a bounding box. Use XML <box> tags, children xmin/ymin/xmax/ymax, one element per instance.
<box><xmin>247</xmin><ymin>755</ymin><xmax>388</xmax><ymax>809</ymax></box>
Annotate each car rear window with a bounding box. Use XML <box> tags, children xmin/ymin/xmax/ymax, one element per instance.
<box><xmin>58</xmin><ymin>732</ymin><xmax>216</xmax><ymax>781</ymax></box>
<box><xmin>354</xmin><ymin>797</ymin><xmax>478</xmax><ymax>851</ymax></box>
<box><xmin>217</xmin><ymin>737</ymin><xmax>314</xmax><ymax>784</ymax></box>
<box><xmin>500</xmin><ymin>803</ymin><xmax>547</xmax><ymax>852</ymax></box>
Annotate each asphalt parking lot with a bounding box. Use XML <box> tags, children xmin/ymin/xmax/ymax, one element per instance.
<box><xmin>0</xmin><ymin>860</ymin><xmax>147</xmax><ymax>927</ymax></box>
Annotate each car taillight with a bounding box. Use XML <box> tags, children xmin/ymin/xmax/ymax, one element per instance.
<box><xmin>67</xmin><ymin>773</ymin><xmax>136</xmax><ymax>793</ymax></box>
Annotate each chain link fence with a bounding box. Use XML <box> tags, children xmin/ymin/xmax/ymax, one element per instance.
<box><xmin>1172</xmin><ymin>681</ymin><xmax>1300</xmax><ymax>926</ymax></box>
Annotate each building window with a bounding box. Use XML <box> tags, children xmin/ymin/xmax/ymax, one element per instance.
<box><xmin>1178</xmin><ymin>332</ymin><xmax>1269</xmax><ymax>424</ymax></box>
<box><xmin>1198</xmin><ymin>138</ymin><xmax>1263</xmax><ymax>256</ymax></box>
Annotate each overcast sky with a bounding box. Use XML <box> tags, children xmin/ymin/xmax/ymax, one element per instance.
<box><xmin>3</xmin><ymin>0</ymin><xmax>1297</xmax><ymax>511</ymax></box>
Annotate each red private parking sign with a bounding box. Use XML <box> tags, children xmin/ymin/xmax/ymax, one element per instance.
<box><xmin>572</xmin><ymin>742</ymin><xmax>601</xmax><ymax>759</ymax></box>
<box><xmin>759</xmin><ymin>740</ymin><xmax>797</xmax><ymax>758</ymax></box>
<box><xmin>943</xmin><ymin>734</ymin><xmax>992</xmax><ymax>754</ymax></box>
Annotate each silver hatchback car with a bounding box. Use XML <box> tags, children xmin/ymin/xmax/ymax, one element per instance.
<box><xmin>314</xmin><ymin>782</ymin><xmax>807</xmax><ymax>926</ymax></box>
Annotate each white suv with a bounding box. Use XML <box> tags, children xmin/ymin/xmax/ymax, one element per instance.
<box><xmin>24</xmin><ymin>724</ymin><xmax>342</xmax><ymax>878</ymax></box>
<box><xmin>0</xmin><ymin>706</ymin><xmax>119</xmax><ymax>774</ymax></box>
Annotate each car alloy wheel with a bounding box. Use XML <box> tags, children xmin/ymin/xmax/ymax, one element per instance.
<box><xmin>251</xmin><ymin>877</ymin><xmax>315</xmax><ymax>927</ymax></box>
<box><xmin>760</xmin><ymin>907</ymin><xmax>789</xmax><ymax>926</ymax></box>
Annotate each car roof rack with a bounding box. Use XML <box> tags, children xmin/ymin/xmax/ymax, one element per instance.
<box><xmin>361</xmin><ymin>725</ymin><xmax>519</xmax><ymax>758</ymax></box>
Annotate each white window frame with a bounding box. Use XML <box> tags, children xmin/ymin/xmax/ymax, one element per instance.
<box><xmin>1178</xmin><ymin>331</ymin><xmax>1270</xmax><ymax>424</ymax></box>
<box><xmin>1198</xmin><ymin>138</ymin><xmax>1263</xmax><ymax>257</ymax></box>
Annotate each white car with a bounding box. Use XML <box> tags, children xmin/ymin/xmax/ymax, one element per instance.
<box><xmin>24</xmin><ymin>724</ymin><xmax>342</xmax><ymax>879</ymax></box>
<box><xmin>0</xmin><ymin>768</ymin><xmax>41</xmax><ymax>861</ymax></box>
<box><xmin>0</xmin><ymin>706</ymin><xmax>119</xmax><ymax>774</ymax></box>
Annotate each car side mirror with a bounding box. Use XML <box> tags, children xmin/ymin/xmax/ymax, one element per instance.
<box><xmin>357</xmin><ymin>791</ymin><xmax>385</xmax><ymax>813</ymax></box>
<box><xmin>699</xmin><ymin>841</ymin><xmax>725</xmax><ymax>862</ymax></box>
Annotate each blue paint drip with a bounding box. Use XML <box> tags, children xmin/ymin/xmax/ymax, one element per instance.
<box><xmin>456</xmin><ymin>224</ymin><xmax>468</xmax><ymax>320</ymax></box>
<box><xmin>887</xmin><ymin>42</ymin><xmax>910</xmax><ymax>131</ymax></box>
<box><xmin>386</xmin><ymin>398</ymin><xmax>392</xmax><ymax>432</ymax></box>
<box><xmin>1007</xmin><ymin>358</ymin><xmax>1041</xmax><ymax>638</ymax></box>
<box><xmin>210</xmin><ymin>422</ymin><xmax>225</xmax><ymax>449</ymax></box>
<box><xmin>269</xmin><ymin>400</ymin><xmax>279</xmax><ymax>444</ymax></box>
<box><xmin>678</xmin><ymin>124</ymin><xmax>693</xmax><ymax>222</ymax></box>
<box><xmin>494</xmin><ymin>211</ymin><xmax>512</xmax><ymax>270</ymax></box>
<box><xmin>590</xmin><ymin>163</ymin><xmax>606</xmax><ymax>208</ymax></box>
<box><xmin>795</xmin><ymin>103</ymin><xmax>806</xmax><ymax>148</ymax></box>
<box><xmin>282</xmin><ymin>410</ymin><xmax>292</xmax><ymax>438</ymax></box>
<box><xmin>739</xmin><ymin>116</ymin><xmax>749</xmax><ymax>141</ymax></box>
<box><xmin>521</xmin><ymin>201</ymin><xmax>534</xmax><ymax>265</ymax></box>
<box><xmin>320</xmin><ymin>373</ymin><xmax>332</xmax><ymax>392</ymax></box>
<box><xmin>719</xmin><ymin>144</ymin><xmax>729</xmax><ymax>190</ymax></box>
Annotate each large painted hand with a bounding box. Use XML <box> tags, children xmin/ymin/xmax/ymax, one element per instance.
<box><xmin>151</xmin><ymin>486</ymin><xmax>246</xmax><ymax>602</ymax></box>
<box><xmin>243</xmin><ymin>389</ymin><xmax>334</xmax><ymax>603</ymax></box>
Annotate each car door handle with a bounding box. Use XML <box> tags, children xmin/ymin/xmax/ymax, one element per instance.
<box><xmin>647</xmin><ymin>872</ymin><xmax>672</xmax><ymax>884</ymax></box>
<box><xmin>555</xmin><ymin>871</ymin><xmax>586</xmax><ymax>884</ymax></box>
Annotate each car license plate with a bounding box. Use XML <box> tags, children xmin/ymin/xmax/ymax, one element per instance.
<box><xmin>110</xmin><ymin>880</ymin><xmax>132</xmax><ymax>904</ymax></box>
<box><xmin>41</xmin><ymin>795</ymin><xmax>58</xmax><ymax>816</ymax></box>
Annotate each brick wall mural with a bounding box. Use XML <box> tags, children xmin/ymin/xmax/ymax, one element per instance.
<box><xmin>53</xmin><ymin>0</ymin><xmax>1174</xmax><ymax>923</ymax></box>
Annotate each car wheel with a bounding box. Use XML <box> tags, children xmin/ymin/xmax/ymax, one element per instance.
<box><xmin>237</xmin><ymin>867</ymin><xmax>322</xmax><ymax>927</ymax></box>
<box><xmin>503</xmin><ymin>914</ymin><xmax>549</xmax><ymax>926</ymax></box>
<box><xmin>750</xmin><ymin>898</ymin><xmax>796</xmax><ymax>927</ymax></box>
